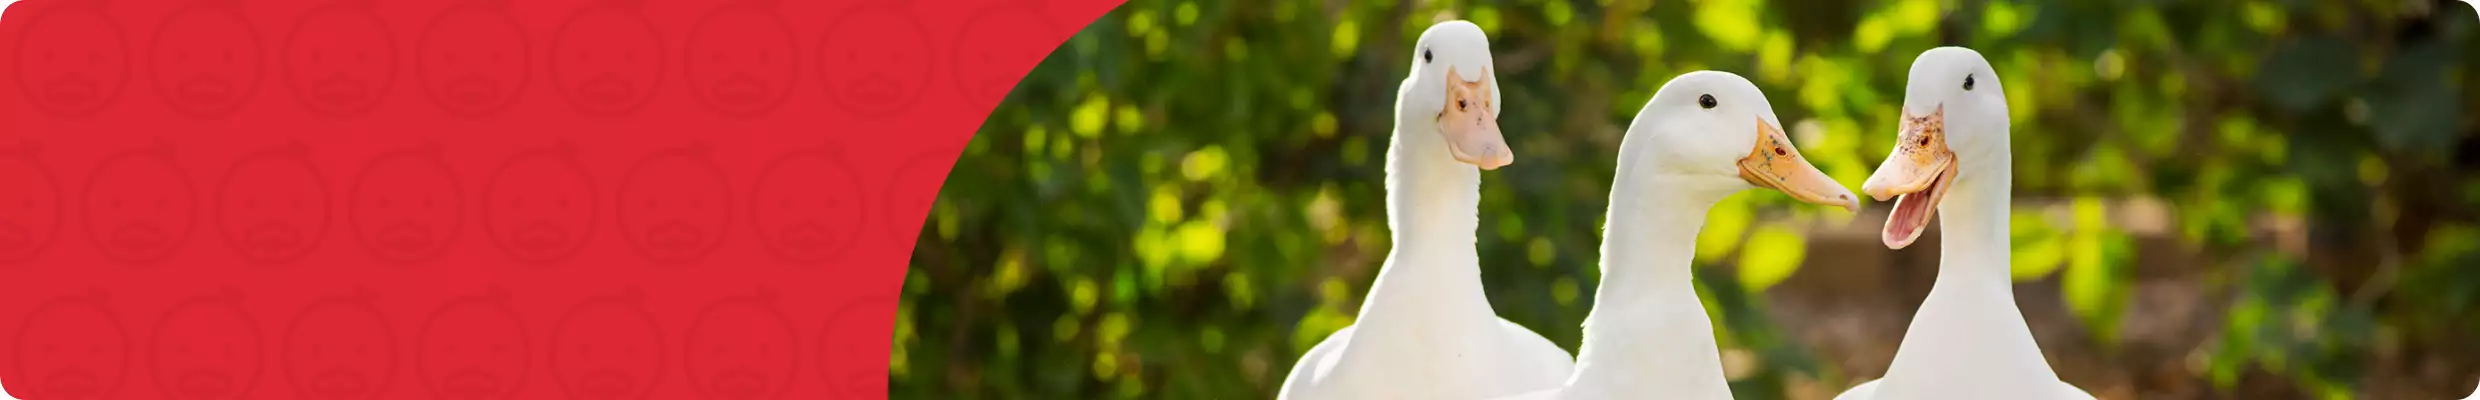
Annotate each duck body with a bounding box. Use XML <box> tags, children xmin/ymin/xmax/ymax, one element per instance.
<box><xmin>1839</xmin><ymin>186</ymin><xmax>2085</xmax><ymax>400</ymax></box>
<box><xmin>1278</xmin><ymin>21</ymin><xmax>1572</xmax><ymax>400</ymax></box>
<box><xmin>1279</xmin><ymin>114</ymin><xmax>1575</xmax><ymax>400</ymax></box>
<box><xmin>1835</xmin><ymin>47</ymin><xmax>2092</xmax><ymax>400</ymax></box>
<box><xmin>1495</xmin><ymin>71</ymin><xmax>1856</xmax><ymax>400</ymax></box>
<box><xmin>1284</xmin><ymin>314</ymin><xmax>1578</xmax><ymax>399</ymax></box>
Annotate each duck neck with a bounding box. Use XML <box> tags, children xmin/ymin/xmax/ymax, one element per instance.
<box><xmin>1888</xmin><ymin>154</ymin><xmax>2061</xmax><ymax>384</ymax></box>
<box><xmin>1354</xmin><ymin>120</ymin><xmax>1494</xmax><ymax>326</ymax></box>
<box><xmin>1564</xmin><ymin>174</ymin><xmax>1735</xmax><ymax>397</ymax></box>
<box><xmin>1933</xmin><ymin>169</ymin><xmax>2012</xmax><ymax>288</ymax></box>
<box><xmin>1592</xmin><ymin>176</ymin><xmax>1718</xmax><ymax>304</ymax></box>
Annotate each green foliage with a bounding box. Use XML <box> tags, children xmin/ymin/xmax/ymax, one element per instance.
<box><xmin>902</xmin><ymin>0</ymin><xmax>2480</xmax><ymax>398</ymax></box>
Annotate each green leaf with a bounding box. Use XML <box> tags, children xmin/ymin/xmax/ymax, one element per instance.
<box><xmin>1737</xmin><ymin>224</ymin><xmax>1808</xmax><ymax>291</ymax></box>
<box><xmin>1329</xmin><ymin>19</ymin><xmax>1359</xmax><ymax>58</ymax></box>
<box><xmin>2011</xmin><ymin>232</ymin><xmax>2067</xmax><ymax>281</ymax></box>
<box><xmin>2365</xmin><ymin>42</ymin><xmax>2461</xmax><ymax>162</ymax></box>
<box><xmin>1173</xmin><ymin>220</ymin><xmax>1227</xmax><ymax>264</ymax></box>
<box><xmin>1697</xmin><ymin>195</ymin><xmax>1756</xmax><ymax>263</ymax></box>
<box><xmin>1181</xmin><ymin>147</ymin><xmax>1228</xmax><ymax>181</ymax></box>
<box><xmin>2253</xmin><ymin>37</ymin><xmax>2357</xmax><ymax>112</ymax></box>
<box><xmin>1693</xmin><ymin>0</ymin><xmax>1766</xmax><ymax>51</ymax></box>
<box><xmin>1072</xmin><ymin>95</ymin><xmax>1111</xmax><ymax>137</ymax></box>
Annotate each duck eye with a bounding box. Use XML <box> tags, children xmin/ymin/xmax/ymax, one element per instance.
<box><xmin>1457</xmin><ymin>99</ymin><xmax>1467</xmax><ymax>110</ymax></box>
<box><xmin>1963</xmin><ymin>74</ymin><xmax>1975</xmax><ymax>91</ymax></box>
<box><xmin>1423</xmin><ymin>49</ymin><xmax>1433</xmax><ymax>63</ymax></box>
<box><xmin>1773</xmin><ymin>147</ymin><xmax>1787</xmax><ymax>156</ymax></box>
<box><xmin>1697</xmin><ymin>94</ymin><xmax>1717</xmax><ymax>109</ymax></box>
<box><xmin>1918</xmin><ymin>136</ymin><xmax>1931</xmax><ymax>146</ymax></box>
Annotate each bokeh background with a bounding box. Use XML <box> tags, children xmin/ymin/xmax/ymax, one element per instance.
<box><xmin>898</xmin><ymin>0</ymin><xmax>2480</xmax><ymax>398</ymax></box>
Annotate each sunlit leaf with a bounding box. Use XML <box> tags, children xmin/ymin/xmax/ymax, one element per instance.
<box><xmin>988</xmin><ymin>247</ymin><xmax>1032</xmax><ymax>298</ymax></box>
<box><xmin>1115</xmin><ymin>105</ymin><xmax>1145</xmax><ymax>134</ymax></box>
<box><xmin>1737</xmin><ymin>224</ymin><xmax>1807</xmax><ymax>291</ymax></box>
<box><xmin>1852</xmin><ymin>16</ymin><xmax>1892</xmax><ymax>53</ymax></box>
<box><xmin>2063</xmin><ymin>198</ymin><xmax>2131</xmax><ymax>341</ymax></box>
<box><xmin>1225</xmin><ymin>272</ymin><xmax>1257</xmax><ymax>310</ymax></box>
<box><xmin>1093</xmin><ymin>350</ymin><xmax>1120</xmax><ymax>380</ymax></box>
<box><xmin>1981</xmin><ymin>0</ymin><xmax>2025</xmax><ymax>37</ymax></box>
<box><xmin>1183</xmin><ymin>147</ymin><xmax>1228</xmax><ymax>181</ymax></box>
<box><xmin>1073</xmin><ymin>95</ymin><xmax>1110</xmax><ymax>137</ymax></box>
<box><xmin>1551</xmin><ymin>276</ymin><xmax>1582</xmax><ymax>306</ymax></box>
<box><xmin>1312</xmin><ymin>112</ymin><xmax>1339</xmax><ymax>138</ymax></box>
<box><xmin>1055</xmin><ymin>315</ymin><xmax>1082</xmax><ymax>342</ymax></box>
<box><xmin>1199</xmin><ymin>326</ymin><xmax>1226</xmax><ymax>354</ymax></box>
<box><xmin>1697</xmin><ymin>194</ymin><xmax>1756</xmax><ymax>263</ymax></box>
<box><xmin>1330</xmin><ymin>19</ymin><xmax>1360</xmax><ymax>58</ymax></box>
<box><xmin>2241</xmin><ymin>1</ymin><xmax>2286</xmax><ymax>34</ymax></box>
<box><xmin>1527</xmin><ymin>237</ymin><xmax>1556</xmax><ymax>267</ymax></box>
<box><xmin>1150</xmin><ymin>187</ymin><xmax>1184</xmax><ymax>224</ymax></box>
<box><xmin>1543</xmin><ymin>0</ymin><xmax>1574</xmax><ymax>26</ymax></box>
<box><xmin>1758</xmin><ymin>32</ymin><xmax>1795</xmax><ymax>84</ymax></box>
<box><xmin>1126</xmin><ymin>10</ymin><xmax>1155</xmax><ymax>36</ymax></box>
<box><xmin>1025</xmin><ymin>126</ymin><xmax>1050</xmax><ymax>156</ymax></box>
<box><xmin>1175</xmin><ymin>220</ymin><xmax>1227</xmax><ymax>264</ymax></box>
<box><xmin>1885</xmin><ymin>0</ymin><xmax>1940</xmax><ymax>35</ymax></box>
<box><xmin>2010</xmin><ymin>211</ymin><xmax>2066</xmax><ymax>280</ymax></box>
<box><xmin>1693</xmin><ymin>0</ymin><xmax>1765</xmax><ymax>51</ymax></box>
<box><xmin>1470</xmin><ymin>6</ymin><xmax>1501</xmax><ymax>34</ymax></box>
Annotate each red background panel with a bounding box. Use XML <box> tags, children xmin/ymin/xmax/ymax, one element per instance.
<box><xmin>0</xmin><ymin>0</ymin><xmax>1123</xmax><ymax>397</ymax></box>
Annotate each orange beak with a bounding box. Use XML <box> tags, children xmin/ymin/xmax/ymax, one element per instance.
<box><xmin>1437</xmin><ymin>66</ymin><xmax>1512</xmax><ymax>170</ymax></box>
<box><xmin>1738</xmin><ymin>118</ymin><xmax>1858</xmax><ymax>213</ymax></box>
<box><xmin>1861</xmin><ymin>105</ymin><xmax>1957</xmax><ymax>249</ymax></box>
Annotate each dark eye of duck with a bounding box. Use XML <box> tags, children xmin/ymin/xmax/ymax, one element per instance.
<box><xmin>1963</xmin><ymin>74</ymin><xmax>1975</xmax><ymax>91</ymax></box>
<box><xmin>1773</xmin><ymin>147</ymin><xmax>1787</xmax><ymax>156</ymax></box>
<box><xmin>1698</xmin><ymin>94</ymin><xmax>1717</xmax><ymax>109</ymax></box>
<box><xmin>1423</xmin><ymin>48</ymin><xmax>1433</xmax><ymax>63</ymax></box>
<box><xmin>1918</xmin><ymin>136</ymin><xmax>1931</xmax><ymax>146</ymax></box>
<box><xmin>1457</xmin><ymin>99</ymin><xmax>1467</xmax><ymax>110</ymax></box>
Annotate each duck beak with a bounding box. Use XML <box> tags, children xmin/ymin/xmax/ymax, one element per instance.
<box><xmin>1738</xmin><ymin>118</ymin><xmax>1858</xmax><ymax>213</ymax></box>
<box><xmin>1437</xmin><ymin>66</ymin><xmax>1512</xmax><ymax>170</ymax></box>
<box><xmin>1862</xmin><ymin>105</ymin><xmax>1957</xmax><ymax>249</ymax></box>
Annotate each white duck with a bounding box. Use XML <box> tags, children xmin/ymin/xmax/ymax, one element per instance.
<box><xmin>1832</xmin><ymin>47</ymin><xmax>2095</xmax><ymax>400</ymax></box>
<box><xmin>1276</xmin><ymin>20</ymin><xmax>1573</xmax><ymax>399</ymax></box>
<box><xmin>1494</xmin><ymin>71</ymin><xmax>1857</xmax><ymax>400</ymax></box>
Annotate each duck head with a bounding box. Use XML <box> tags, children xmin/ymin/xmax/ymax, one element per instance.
<box><xmin>1864</xmin><ymin>47</ymin><xmax>2010</xmax><ymax>250</ymax></box>
<box><xmin>1626</xmin><ymin>71</ymin><xmax>1856</xmax><ymax>210</ymax></box>
<box><xmin>1399</xmin><ymin>21</ymin><xmax>1512</xmax><ymax>170</ymax></box>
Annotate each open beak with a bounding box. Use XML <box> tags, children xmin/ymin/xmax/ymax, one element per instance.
<box><xmin>1861</xmin><ymin>105</ymin><xmax>1957</xmax><ymax>250</ymax></box>
<box><xmin>1437</xmin><ymin>66</ymin><xmax>1513</xmax><ymax>170</ymax></box>
<box><xmin>1738</xmin><ymin>118</ymin><xmax>1859</xmax><ymax>213</ymax></box>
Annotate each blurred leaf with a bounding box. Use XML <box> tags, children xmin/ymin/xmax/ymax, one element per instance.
<box><xmin>2363</xmin><ymin>42</ymin><xmax>2461</xmax><ymax>162</ymax></box>
<box><xmin>2010</xmin><ymin>210</ymin><xmax>2067</xmax><ymax>280</ymax></box>
<box><xmin>1074</xmin><ymin>95</ymin><xmax>1112</xmax><ymax>137</ymax></box>
<box><xmin>1695</xmin><ymin>0</ymin><xmax>1768</xmax><ymax>51</ymax></box>
<box><xmin>2063</xmin><ymin>198</ymin><xmax>2132</xmax><ymax>341</ymax></box>
<box><xmin>1698</xmin><ymin>195</ymin><xmax>1757</xmax><ymax>263</ymax></box>
<box><xmin>2254</xmin><ymin>37</ymin><xmax>2358</xmax><ymax>112</ymax></box>
<box><xmin>1737</xmin><ymin>224</ymin><xmax>1808</xmax><ymax>291</ymax></box>
<box><xmin>1174</xmin><ymin>220</ymin><xmax>1227</xmax><ymax>264</ymax></box>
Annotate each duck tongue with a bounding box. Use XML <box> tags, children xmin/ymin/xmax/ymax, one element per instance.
<box><xmin>1881</xmin><ymin>173</ymin><xmax>1941</xmax><ymax>249</ymax></box>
